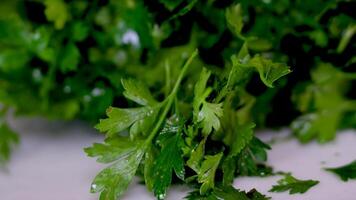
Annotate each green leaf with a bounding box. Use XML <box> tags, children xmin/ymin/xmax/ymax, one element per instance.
<box><xmin>230</xmin><ymin>123</ymin><xmax>255</xmax><ymax>156</ymax></box>
<box><xmin>198</xmin><ymin>102</ymin><xmax>223</xmax><ymax>136</ymax></box>
<box><xmin>89</xmin><ymin>143</ymin><xmax>144</xmax><ymax>200</ymax></box>
<box><xmin>292</xmin><ymin>63</ymin><xmax>356</xmax><ymax>143</ymax></box>
<box><xmin>237</xmin><ymin>137</ymin><xmax>272</xmax><ymax>176</ymax></box>
<box><xmin>187</xmin><ymin>138</ymin><xmax>206</xmax><ymax>173</ymax></box>
<box><xmin>44</xmin><ymin>0</ymin><xmax>70</xmax><ymax>29</ymax></box>
<box><xmin>59</xmin><ymin>43</ymin><xmax>80</xmax><ymax>72</ymax></box>
<box><xmin>84</xmin><ymin>136</ymin><xmax>137</xmax><ymax>163</ymax></box>
<box><xmin>198</xmin><ymin>152</ymin><xmax>223</xmax><ymax>194</ymax></box>
<box><xmin>226</xmin><ymin>52</ymin><xmax>290</xmax><ymax>89</ymax></box>
<box><xmin>152</xmin><ymin>121</ymin><xmax>185</xmax><ymax>199</ymax></box>
<box><xmin>226</xmin><ymin>4</ymin><xmax>244</xmax><ymax>37</ymax></box>
<box><xmin>325</xmin><ymin>160</ymin><xmax>356</xmax><ymax>181</ymax></box>
<box><xmin>193</xmin><ymin>68</ymin><xmax>212</xmax><ymax>120</ymax></box>
<box><xmin>143</xmin><ymin>146</ymin><xmax>157</xmax><ymax>191</ymax></box>
<box><xmin>248</xmin><ymin>55</ymin><xmax>291</xmax><ymax>88</ymax></box>
<box><xmin>0</xmin><ymin>122</ymin><xmax>19</xmax><ymax>164</ymax></box>
<box><xmin>121</xmin><ymin>78</ymin><xmax>158</xmax><ymax>106</ymax></box>
<box><xmin>269</xmin><ymin>174</ymin><xmax>319</xmax><ymax>194</ymax></box>
<box><xmin>222</xmin><ymin>157</ymin><xmax>236</xmax><ymax>186</ymax></box>
<box><xmin>95</xmin><ymin>106</ymin><xmax>158</xmax><ymax>137</ymax></box>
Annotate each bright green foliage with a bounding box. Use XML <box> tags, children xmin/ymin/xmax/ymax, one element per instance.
<box><xmin>121</xmin><ymin>79</ymin><xmax>158</xmax><ymax>106</ymax></box>
<box><xmin>230</xmin><ymin>54</ymin><xmax>291</xmax><ymax>88</ymax></box>
<box><xmin>152</xmin><ymin>120</ymin><xmax>185</xmax><ymax>199</ymax></box>
<box><xmin>84</xmin><ymin>136</ymin><xmax>138</xmax><ymax>164</ymax></box>
<box><xmin>230</xmin><ymin>123</ymin><xmax>255</xmax><ymax>157</ymax></box>
<box><xmin>0</xmin><ymin>122</ymin><xmax>19</xmax><ymax>164</ymax></box>
<box><xmin>198</xmin><ymin>102</ymin><xmax>223</xmax><ymax>136</ymax></box>
<box><xmin>269</xmin><ymin>174</ymin><xmax>319</xmax><ymax>194</ymax></box>
<box><xmin>226</xmin><ymin>4</ymin><xmax>244</xmax><ymax>37</ymax></box>
<box><xmin>1</xmin><ymin>0</ymin><xmax>355</xmax><ymax>199</ymax></box>
<box><xmin>193</xmin><ymin>68</ymin><xmax>224</xmax><ymax>135</ymax></box>
<box><xmin>198</xmin><ymin>153</ymin><xmax>223</xmax><ymax>194</ymax></box>
<box><xmin>187</xmin><ymin>138</ymin><xmax>205</xmax><ymax>173</ymax></box>
<box><xmin>88</xmin><ymin>142</ymin><xmax>144</xmax><ymax>200</ymax></box>
<box><xmin>292</xmin><ymin>63</ymin><xmax>356</xmax><ymax>143</ymax></box>
<box><xmin>95</xmin><ymin>106</ymin><xmax>158</xmax><ymax>137</ymax></box>
<box><xmin>44</xmin><ymin>0</ymin><xmax>70</xmax><ymax>29</ymax></box>
<box><xmin>325</xmin><ymin>160</ymin><xmax>356</xmax><ymax>181</ymax></box>
<box><xmin>248</xmin><ymin>55</ymin><xmax>291</xmax><ymax>88</ymax></box>
<box><xmin>86</xmin><ymin>50</ymin><xmax>198</xmax><ymax>200</ymax></box>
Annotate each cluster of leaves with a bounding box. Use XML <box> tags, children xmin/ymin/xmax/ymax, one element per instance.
<box><xmin>85</xmin><ymin>42</ymin><xmax>290</xmax><ymax>199</ymax></box>
<box><xmin>0</xmin><ymin>0</ymin><xmax>355</xmax><ymax>199</ymax></box>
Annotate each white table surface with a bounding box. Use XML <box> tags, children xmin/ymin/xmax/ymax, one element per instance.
<box><xmin>0</xmin><ymin>117</ymin><xmax>355</xmax><ymax>200</ymax></box>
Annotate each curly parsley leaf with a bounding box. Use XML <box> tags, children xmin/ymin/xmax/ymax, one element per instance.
<box><xmin>269</xmin><ymin>174</ymin><xmax>319</xmax><ymax>194</ymax></box>
<box><xmin>0</xmin><ymin>122</ymin><xmax>19</xmax><ymax>164</ymax></box>
<box><xmin>86</xmin><ymin>139</ymin><xmax>145</xmax><ymax>200</ymax></box>
<box><xmin>325</xmin><ymin>160</ymin><xmax>356</xmax><ymax>181</ymax></box>
<box><xmin>152</xmin><ymin>119</ymin><xmax>185</xmax><ymax>199</ymax></box>
<box><xmin>198</xmin><ymin>153</ymin><xmax>223</xmax><ymax>194</ymax></box>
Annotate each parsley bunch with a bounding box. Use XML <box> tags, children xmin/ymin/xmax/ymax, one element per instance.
<box><xmin>85</xmin><ymin>46</ymin><xmax>290</xmax><ymax>199</ymax></box>
<box><xmin>0</xmin><ymin>0</ymin><xmax>355</xmax><ymax>199</ymax></box>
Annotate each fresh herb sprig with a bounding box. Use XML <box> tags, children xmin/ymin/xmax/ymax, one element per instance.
<box><xmin>86</xmin><ymin>43</ymin><xmax>291</xmax><ymax>199</ymax></box>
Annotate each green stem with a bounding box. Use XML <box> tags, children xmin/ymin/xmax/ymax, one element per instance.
<box><xmin>145</xmin><ymin>49</ymin><xmax>198</xmax><ymax>146</ymax></box>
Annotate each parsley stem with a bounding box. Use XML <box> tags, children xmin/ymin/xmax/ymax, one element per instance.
<box><xmin>145</xmin><ymin>49</ymin><xmax>198</xmax><ymax>146</ymax></box>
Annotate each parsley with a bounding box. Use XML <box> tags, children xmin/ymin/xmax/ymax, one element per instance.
<box><xmin>185</xmin><ymin>186</ymin><xmax>270</xmax><ymax>200</ymax></box>
<box><xmin>325</xmin><ymin>160</ymin><xmax>356</xmax><ymax>181</ymax></box>
<box><xmin>198</xmin><ymin>153</ymin><xmax>223</xmax><ymax>194</ymax></box>
<box><xmin>269</xmin><ymin>174</ymin><xmax>319</xmax><ymax>194</ymax></box>
<box><xmin>151</xmin><ymin>118</ymin><xmax>185</xmax><ymax>199</ymax></box>
<box><xmin>86</xmin><ymin>50</ymin><xmax>198</xmax><ymax>199</ymax></box>
<box><xmin>1</xmin><ymin>0</ymin><xmax>355</xmax><ymax>199</ymax></box>
<box><xmin>0</xmin><ymin>121</ymin><xmax>19</xmax><ymax>164</ymax></box>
